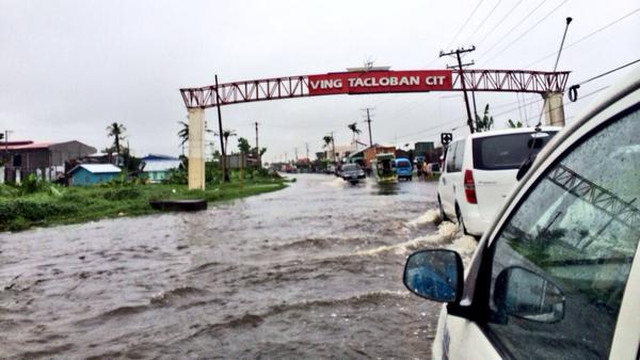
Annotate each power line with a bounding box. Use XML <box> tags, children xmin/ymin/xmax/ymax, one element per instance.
<box><xmin>483</xmin><ymin>0</ymin><xmax>570</xmax><ymax>65</ymax></box>
<box><xmin>467</xmin><ymin>0</ymin><xmax>506</xmax><ymax>46</ymax></box>
<box><xmin>576</xmin><ymin>58</ymin><xmax>640</xmax><ymax>87</ymax></box>
<box><xmin>445</xmin><ymin>0</ymin><xmax>486</xmax><ymax>50</ymax></box>
<box><xmin>474</xmin><ymin>0</ymin><xmax>524</xmax><ymax>46</ymax></box>
<box><xmin>477</xmin><ymin>0</ymin><xmax>550</xmax><ymax>62</ymax></box>
<box><xmin>523</xmin><ymin>7</ymin><xmax>640</xmax><ymax>68</ymax></box>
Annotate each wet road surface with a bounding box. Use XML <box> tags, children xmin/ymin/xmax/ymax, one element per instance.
<box><xmin>0</xmin><ymin>174</ymin><xmax>477</xmax><ymax>359</ymax></box>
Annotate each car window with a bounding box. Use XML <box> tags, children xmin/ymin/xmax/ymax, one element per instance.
<box><xmin>472</xmin><ymin>131</ymin><xmax>557</xmax><ymax>170</ymax></box>
<box><xmin>484</xmin><ymin>107</ymin><xmax>640</xmax><ymax>360</ymax></box>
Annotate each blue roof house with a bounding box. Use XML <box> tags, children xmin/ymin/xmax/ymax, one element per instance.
<box><xmin>140</xmin><ymin>159</ymin><xmax>182</xmax><ymax>183</ymax></box>
<box><xmin>68</xmin><ymin>164</ymin><xmax>121</xmax><ymax>186</ymax></box>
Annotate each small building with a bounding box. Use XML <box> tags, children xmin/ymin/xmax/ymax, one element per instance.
<box><xmin>68</xmin><ymin>164</ymin><xmax>121</xmax><ymax>186</ymax></box>
<box><xmin>2</xmin><ymin>140</ymin><xmax>97</xmax><ymax>182</ymax></box>
<box><xmin>140</xmin><ymin>155</ymin><xmax>182</xmax><ymax>183</ymax></box>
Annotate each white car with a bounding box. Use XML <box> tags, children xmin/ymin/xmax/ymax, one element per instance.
<box><xmin>438</xmin><ymin>126</ymin><xmax>560</xmax><ymax>236</ymax></box>
<box><xmin>404</xmin><ymin>67</ymin><xmax>640</xmax><ymax>359</ymax></box>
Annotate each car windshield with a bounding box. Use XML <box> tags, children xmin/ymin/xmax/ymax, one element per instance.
<box><xmin>472</xmin><ymin>131</ymin><xmax>557</xmax><ymax>170</ymax></box>
<box><xmin>342</xmin><ymin>164</ymin><xmax>359</xmax><ymax>171</ymax></box>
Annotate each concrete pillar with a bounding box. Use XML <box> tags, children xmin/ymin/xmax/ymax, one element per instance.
<box><xmin>543</xmin><ymin>92</ymin><xmax>565</xmax><ymax>127</ymax></box>
<box><xmin>188</xmin><ymin>107</ymin><xmax>206</xmax><ymax>190</ymax></box>
<box><xmin>0</xmin><ymin>167</ymin><xmax>4</xmax><ymax>184</ymax></box>
<box><xmin>15</xmin><ymin>169</ymin><xmax>21</xmax><ymax>184</ymax></box>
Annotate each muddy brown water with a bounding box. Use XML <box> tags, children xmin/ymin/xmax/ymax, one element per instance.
<box><xmin>0</xmin><ymin>174</ymin><xmax>477</xmax><ymax>359</ymax></box>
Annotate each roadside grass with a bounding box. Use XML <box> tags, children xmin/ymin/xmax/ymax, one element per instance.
<box><xmin>0</xmin><ymin>180</ymin><xmax>287</xmax><ymax>232</ymax></box>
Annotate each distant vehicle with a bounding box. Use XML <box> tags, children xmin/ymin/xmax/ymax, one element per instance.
<box><xmin>340</xmin><ymin>163</ymin><xmax>365</xmax><ymax>184</ymax></box>
<box><xmin>426</xmin><ymin>162</ymin><xmax>440</xmax><ymax>176</ymax></box>
<box><xmin>404</xmin><ymin>66</ymin><xmax>640</xmax><ymax>360</ymax></box>
<box><xmin>437</xmin><ymin>126</ymin><xmax>560</xmax><ymax>236</ymax></box>
<box><xmin>394</xmin><ymin>157</ymin><xmax>413</xmax><ymax>181</ymax></box>
<box><xmin>371</xmin><ymin>153</ymin><xmax>397</xmax><ymax>184</ymax></box>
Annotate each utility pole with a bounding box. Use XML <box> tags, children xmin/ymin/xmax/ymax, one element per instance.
<box><xmin>362</xmin><ymin>107</ymin><xmax>374</xmax><ymax>147</ymax></box>
<box><xmin>441</xmin><ymin>46</ymin><xmax>476</xmax><ymax>133</ymax></box>
<box><xmin>214</xmin><ymin>74</ymin><xmax>228</xmax><ymax>182</ymax></box>
<box><xmin>305</xmin><ymin>142</ymin><xmax>309</xmax><ymax>160</ymax></box>
<box><xmin>330</xmin><ymin>131</ymin><xmax>336</xmax><ymax>164</ymax></box>
<box><xmin>294</xmin><ymin>147</ymin><xmax>298</xmax><ymax>161</ymax></box>
<box><xmin>254</xmin><ymin>121</ymin><xmax>260</xmax><ymax>167</ymax></box>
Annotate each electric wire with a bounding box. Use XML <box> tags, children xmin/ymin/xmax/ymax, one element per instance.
<box><xmin>575</xmin><ymin>58</ymin><xmax>640</xmax><ymax>87</ymax></box>
<box><xmin>483</xmin><ymin>0</ymin><xmax>570</xmax><ymax>65</ymax></box>
<box><xmin>467</xmin><ymin>0</ymin><xmax>505</xmax><ymax>46</ymax></box>
<box><xmin>523</xmin><ymin>7</ymin><xmax>640</xmax><ymax>68</ymax></box>
<box><xmin>444</xmin><ymin>0</ymin><xmax>486</xmax><ymax>51</ymax></box>
<box><xmin>474</xmin><ymin>0</ymin><xmax>524</xmax><ymax>47</ymax></box>
<box><xmin>477</xmin><ymin>0</ymin><xmax>550</xmax><ymax>62</ymax></box>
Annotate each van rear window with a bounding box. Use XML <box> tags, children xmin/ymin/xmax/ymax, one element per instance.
<box><xmin>472</xmin><ymin>131</ymin><xmax>557</xmax><ymax>170</ymax></box>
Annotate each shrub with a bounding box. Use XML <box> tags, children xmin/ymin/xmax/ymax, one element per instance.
<box><xmin>0</xmin><ymin>199</ymin><xmax>80</xmax><ymax>222</ymax></box>
<box><xmin>103</xmin><ymin>188</ymin><xmax>141</xmax><ymax>201</ymax></box>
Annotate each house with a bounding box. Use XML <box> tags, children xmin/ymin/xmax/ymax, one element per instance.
<box><xmin>68</xmin><ymin>164</ymin><xmax>121</xmax><ymax>186</ymax></box>
<box><xmin>140</xmin><ymin>154</ymin><xmax>182</xmax><ymax>183</ymax></box>
<box><xmin>2</xmin><ymin>140</ymin><xmax>97</xmax><ymax>182</ymax></box>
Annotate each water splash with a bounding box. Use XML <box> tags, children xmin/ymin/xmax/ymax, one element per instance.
<box><xmin>406</xmin><ymin>209</ymin><xmax>440</xmax><ymax>227</ymax></box>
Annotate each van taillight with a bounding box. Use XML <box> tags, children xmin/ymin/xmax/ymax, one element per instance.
<box><xmin>464</xmin><ymin>169</ymin><xmax>477</xmax><ymax>204</ymax></box>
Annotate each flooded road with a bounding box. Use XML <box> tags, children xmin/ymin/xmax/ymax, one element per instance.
<box><xmin>0</xmin><ymin>174</ymin><xmax>477</xmax><ymax>359</ymax></box>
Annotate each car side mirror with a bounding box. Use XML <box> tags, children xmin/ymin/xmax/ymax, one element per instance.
<box><xmin>403</xmin><ymin>249</ymin><xmax>463</xmax><ymax>303</ymax></box>
<box><xmin>494</xmin><ymin>266</ymin><xmax>565</xmax><ymax>323</ymax></box>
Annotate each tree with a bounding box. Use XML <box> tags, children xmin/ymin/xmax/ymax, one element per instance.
<box><xmin>106</xmin><ymin>122</ymin><xmax>127</xmax><ymax>154</ymax></box>
<box><xmin>177</xmin><ymin>120</ymin><xmax>189</xmax><ymax>147</ymax></box>
<box><xmin>322</xmin><ymin>135</ymin><xmax>333</xmax><ymax>148</ymax></box>
<box><xmin>347</xmin><ymin>122</ymin><xmax>362</xmax><ymax>142</ymax></box>
<box><xmin>237</xmin><ymin>137</ymin><xmax>251</xmax><ymax>154</ymax></box>
<box><xmin>475</xmin><ymin>104</ymin><xmax>494</xmax><ymax>133</ymax></box>
<box><xmin>507</xmin><ymin>119</ymin><xmax>524</xmax><ymax>128</ymax></box>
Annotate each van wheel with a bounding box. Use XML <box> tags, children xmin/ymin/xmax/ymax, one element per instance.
<box><xmin>455</xmin><ymin>204</ymin><xmax>469</xmax><ymax>235</ymax></box>
<box><xmin>438</xmin><ymin>196</ymin><xmax>448</xmax><ymax>222</ymax></box>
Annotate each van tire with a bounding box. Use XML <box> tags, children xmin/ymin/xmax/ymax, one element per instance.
<box><xmin>455</xmin><ymin>204</ymin><xmax>469</xmax><ymax>235</ymax></box>
<box><xmin>438</xmin><ymin>196</ymin><xmax>448</xmax><ymax>222</ymax></box>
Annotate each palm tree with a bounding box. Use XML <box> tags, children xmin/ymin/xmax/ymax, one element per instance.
<box><xmin>177</xmin><ymin>121</ymin><xmax>189</xmax><ymax>154</ymax></box>
<box><xmin>347</xmin><ymin>122</ymin><xmax>362</xmax><ymax>141</ymax></box>
<box><xmin>106</xmin><ymin>122</ymin><xmax>126</xmax><ymax>154</ymax></box>
<box><xmin>322</xmin><ymin>135</ymin><xmax>333</xmax><ymax>148</ymax></box>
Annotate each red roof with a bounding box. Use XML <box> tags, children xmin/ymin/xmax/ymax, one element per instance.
<box><xmin>1</xmin><ymin>141</ymin><xmax>54</xmax><ymax>150</ymax></box>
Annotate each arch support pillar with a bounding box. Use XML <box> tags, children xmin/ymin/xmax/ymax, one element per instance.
<box><xmin>542</xmin><ymin>92</ymin><xmax>565</xmax><ymax>127</ymax></box>
<box><xmin>188</xmin><ymin>107</ymin><xmax>206</xmax><ymax>190</ymax></box>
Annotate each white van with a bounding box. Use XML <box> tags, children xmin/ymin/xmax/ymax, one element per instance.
<box><xmin>438</xmin><ymin>126</ymin><xmax>560</xmax><ymax>236</ymax></box>
<box><xmin>404</xmin><ymin>68</ymin><xmax>640</xmax><ymax>359</ymax></box>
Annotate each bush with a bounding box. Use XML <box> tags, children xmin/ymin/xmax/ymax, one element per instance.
<box><xmin>0</xmin><ymin>199</ymin><xmax>80</xmax><ymax>222</ymax></box>
<box><xmin>103</xmin><ymin>188</ymin><xmax>141</xmax><ymax>201</ymax></box>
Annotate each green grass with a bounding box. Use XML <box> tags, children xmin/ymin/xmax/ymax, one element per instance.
<box><xmin>0</xmin><ymin>179</ymin><xmax>287</xmax><ymax>232</ymax></box>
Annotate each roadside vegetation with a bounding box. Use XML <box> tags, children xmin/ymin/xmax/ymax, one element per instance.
<box><xmin>0</xmin><ymin>168</ymin><xmax>287</xmax><ymax>232</ymax></box>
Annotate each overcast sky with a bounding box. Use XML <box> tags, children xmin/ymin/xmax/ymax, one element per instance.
<box><xmin>1</xmin><ymin>0</ymin><xmax>639</xmax><ymax>163</ymax></box>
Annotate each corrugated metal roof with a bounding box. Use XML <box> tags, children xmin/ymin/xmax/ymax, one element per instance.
<box><xmin>77</xmin><ymin>164</ymin><xmax>122</xmax><ymax>174</ymax></box>
<box><xmin>3</xmin><ymin>142</ymin><xmax>54</xmax><ymax>150</ymax></box>
<box><xmin>142</xmin><ymin>160</ymin><xmax>181</xmax><ymax>172</ymax></box>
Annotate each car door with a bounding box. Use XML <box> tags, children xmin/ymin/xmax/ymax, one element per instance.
<box><xmin>467</xmin><ymin>101</ymin><xmax>640</xmax><ymax>360</ymax></box>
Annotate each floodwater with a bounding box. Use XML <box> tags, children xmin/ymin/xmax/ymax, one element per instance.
<box><xmin>0</xmin><ymin>174</ymin><xmax>477</xmax><ymax>359</ymax></box>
